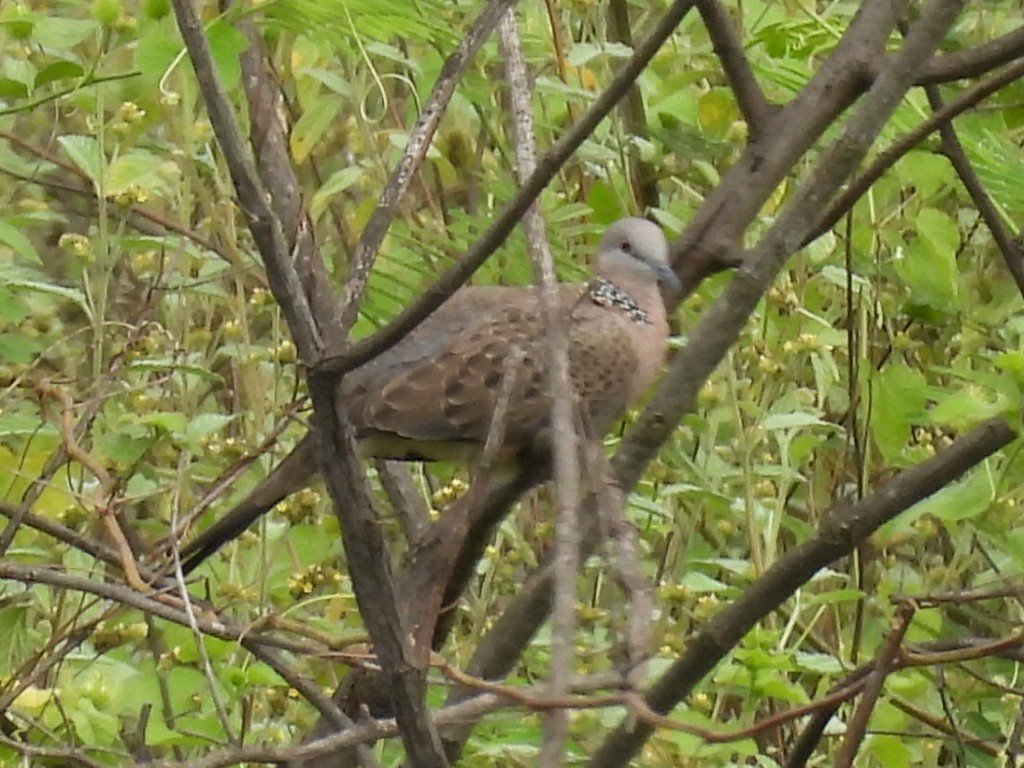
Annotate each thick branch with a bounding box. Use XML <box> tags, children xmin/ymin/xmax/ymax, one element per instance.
<box><xmin>173</xmin><ymin>1</ymin><xmax>444</xmax><ymax>762</ymax></box>
<box><xmin>307</xmin><ymin>373</ymin><xmax>448</xmax><ymax>768</ymax></box>
<box><xmin>918</xmin><ymin>24</ymin><xmax>1024</xmax><ymax>84</ymax></box>
<box><xmin>599</xmin><ymin>1</ymin><xmax>970</xmax><ymax>763</ymax></box>
<box><xmin>808</xmin><ymin>56</ymin><xmax>1024</xmax><ymax>244</ymax></box>
<box><xmin>615</xmin><ymin>0</ymin><xmax>923</xmax><ymax>490</ymax></box>
<box><xmin>434</xmin><ymin>1</ymin><xmax>935</xmax><ymax>754</ymax></box>
<box><xmin>594</xmin><ymin>410</ymin><xmax>1008</xmax><ymax>766</ymax></box>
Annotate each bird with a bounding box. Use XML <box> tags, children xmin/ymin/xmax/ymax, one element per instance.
<box><xmin>175</xmin><ymin>217</ymin><xmax>678</xmax><ymax>573</ymax></box>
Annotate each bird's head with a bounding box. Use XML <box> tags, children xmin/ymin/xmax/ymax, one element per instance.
<box><xmin>596</xmin><ymin>217</ymin><xmax>681</xmax><ymax>296</ymax></box>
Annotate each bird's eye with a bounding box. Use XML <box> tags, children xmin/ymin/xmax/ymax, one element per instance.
<box><xmin>620</xmin><ymin>240</ymin><xmax>632</xmax><ymax>254</ymax></box>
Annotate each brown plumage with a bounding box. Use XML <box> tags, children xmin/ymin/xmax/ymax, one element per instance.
<box><xmin>177</xmin><ymin>217</ymin><xmax>676</xmax><ymax>572</ymax></box>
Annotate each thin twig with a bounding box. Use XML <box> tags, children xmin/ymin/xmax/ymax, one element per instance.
<box><xmin>808</xmin><ymin>56</ymin><xmax>1024</xmax><ymax>244</ymax></box>
<box><xmin>0</xmin><ymin>562</ymin><xmax>327</xmax><ymax>656</ymax></box>
<box><xmin>923</xmin><ymin>77</ymin><xmax>1024</xmax><ymax>297</ymax></box>
<box><xmin>34</xmin><ymin>381</ymin><xmax>146</xmax><ymax>590</ymax></box>
<box><xmin>333</xmin><ymin>0</ymin><xmax>518</xmax><ymax>342</ymax></box>
<box><xmin>918</xmin><ymin>24</ymin><xmax>1024</xmax><ymax>84</ymax></box>
<box><xmin>607</xmin><ymin>0</ymin><xmax>660</xmax><ymax>210</ymax></box>
<box><xmin>497</xmin><ymin>11</ymin><xmax>582</xmax><ymax>767</ymax></box>
<box><xmin>169</xmin><ymin>457</ymin><xmax>237</xmax><ymax>744</ymax></box>
<box><xmin>835</xmin><ymin>606</ymin><xmax>913</xmax><ymax>767</ymax></box>
<box><xmin>697</xmin><ymin>0</ymin><xmax>774</xmax><ymax>136</ymax></box>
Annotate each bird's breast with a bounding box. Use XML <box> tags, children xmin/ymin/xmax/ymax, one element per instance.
<box><xmin>626</xmin><ymin>313</ymin><xmax>669</xmax><ymax>400</ymax></box>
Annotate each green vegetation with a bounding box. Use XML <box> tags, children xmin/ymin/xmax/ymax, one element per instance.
<box><xmin>1</xmin><ymin>1</ymin><xmax>1023</xmax><ymax>766</ymax></box>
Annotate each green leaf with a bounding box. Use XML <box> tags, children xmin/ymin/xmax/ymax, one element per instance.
<box><xmin>566</xmin><ymin>41</ymin><xmax>633</xmax><ymax>66</ymax></box>
<box><xmin>928</xmin><ymin>387</ymin><xmax>1005</xmax><ymax>428</ymax></box>
<box><xmin>803</xmin><ymin>588</ymin><xmax>867</xmax><ymax>607</ymax></box>
<box><xmin>0</xmin><ymin>10</ymin><xmax>36</xmax><ymax>40</ymax></box>
<box><xmin>124</xmin><ymin>358</ymin><xmax>224</xmax><ymax>383</ymax></box>
<box><xmin>895</xmin><ymin>239</ymin><xmax>958</xmax><ymax>312</ymax></box>
<box><xmin>819</xmin><ymin>264</ymin><xmax>870</xmax><ymax>290</ymax></box>
<box><xmin>145</xmin><ymin>717</ymin><xmax>196</xmax><ymax>747</ymax></box>
<box><xmin>534</xmin><ymin>76</ymin><xmax>595</xmax><ymax>102</ymax></box>
<box><xmin>794</xmin><ymin>652</ymin><xmax>845</xmax><ymax>674</ymax></box>
<box><xmin>865</xmin><ymin>734</ymin><xmax>912</xmax><ymax>766</ymax></box>
<box><xmin>259</xmin><ymin>0</ymin><xmax>456</xmax><ymax>47</ymax></box>
<box><xmin>913</xmin><ymin>469</ymin><xmax>994</xmax><ymax>523</ymax></box>
<box><xmin>678</xmin><ymin>571</ymin><xmax>730</xmax><ymax>593</ymax></box>
<box><xmin>0</xmin><ymin>79</ymin><xmax>28</xmax><ymax>99</ymax></box>
<box><xmin>31</xmin><ymin>15</ymin><xmax>97</xmax><ymax>48</ymax></box>
<box><xmin>34</xmin><ymin>60</ymin><xmax>84</xmax><ymax>88</ymax></box>
<box><xmin>0</xmin><ymin>412</ymin><xmax>54</xmax><ymax>437</ymax></box>
<box><xmin>697</xmin><ymin>88</ymin><xmax>736</xmax><ymax>138</ymax></box>
<box><xmin>756</xmin><ymin>675</ymin><xmax>809</xmax><ymax>703</ymax></box>
<box><xmin>692</xmin><ymin>158</ymin><xmax>720</xmax><ymax>186</ymax></box>
<box><xmin>134</xmin><ymin>27</ymin><xmax>182</xmax><ymax>85</ymax></box>
<box><xmin>364</xmin><ymin>41</ymin><xmax>414</xmax><ymax>67</ymax></box>
<box><xmin>3</xmin><ymin>59</ymin><xmax>35</xmax><ymax>89</ymax></box>
<box><xmin>107</xmin><ymin>150</ymin><xmax>174</xmax><ymax>196</ymax></box>
<box><xmin>206</xmin><ymin>20</ymin><xmax>248</xmax><ymax>90</ymax></box>
<box><xmin>694</xmin><ymin>557</ymin><xmax>756</xmax><ymax>578</ymax></box>
<box><xmin>297</xmin><ymin>66</ymin><xmax>353</xmax><ymax>97</ymax></box>
<box><xmin>585</xmin><ymin>181</ymin><xmax>622</xmax><ymax>224</ymax></box>
<box><xmin>242</xmin><ymin>663</ymin><xmax>286</xmax><ymax>686</ymax></box>
<box><xmin>895</xmin><ymin>150</ymin><xmax>950</xmax><ymax>199</ymax></box>
<box><xmin>184</xmin><ymin>413</ymin><xmax>235</xmax><ymax>444</ymax></box>
<box><xmin>871</xmin><ymin>364</ymin><xmax>928</xmax><ymax>463</ymax></box>
<box><xmin>994</xmin><ymin>351</ymin><xmax>1024</xmax><ymax>390</ymax></box>
<box><xmin>58</xmin><ymin>134</ymin><xmax>103</xmax><ymax>184</ymax></box>
<box><xmin>162</xmin><ymin>665</ymin><xmax>208</xmax><ymax>710</ymax></box>
<box><xmin>886</xmin><ymin>669</ymin><xmax>931</xmax><ymax>699</ymax></box>
<box><xmin>0</xmin><ymin>219</ymin><xmax>42</xmax><ymax>264</ymax></box>
<box><xmin>916</xmin><ymin>207</ymin><xmax>960</xmax><ymax>259</ymax></box>
<box><xmin>75</xmin><ymin>702</ymin><xmax>120</xmax><ymax>746</ymax></box>
<box><xmin>2</xmin><ymin>271</ymin><xmax>91</xmax><ymax>321</ymax></box>
<box><xmin>291</xmin><ymin>95</ymin><xmax>344</xmax><ymax>164</ymax></box>
<box><xmin>100</xmin><ymin>430</ymin><xmax>155</xmax><ymax>465</ymax></box>
<box><xmin>894</xmin><ymin>206</ymin><xmax>961</xmax><ymax>313</ymax></box>
<box><xmin>761</xmin><ymin>411</ymin><xmax>829</xmax><ymax>430</ymax></box>
<box><xmin>311</xmin><ymin>166</ymin><xmax>364</xmax><ymax>220</ymax></box>
<box><xmin>138</xmin><ymin>412</ymin><xmax>189</xmax><ymax>436</ymax></box>
<box><xmin>69</xmin><ymin>701</ymin><xmax>96</xmax><ymax>744</ymax></box>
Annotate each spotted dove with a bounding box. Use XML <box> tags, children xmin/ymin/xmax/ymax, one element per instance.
<box><xmin>178</xmin><ymin>217</ymin><xmax>676</xmax><ymax>572</ymax></box>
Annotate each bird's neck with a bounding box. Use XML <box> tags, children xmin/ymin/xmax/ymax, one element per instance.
<box><xmin>587</xmin><ymin>277</ymin><xmax>652</xmax><ymax>325</ymax></box>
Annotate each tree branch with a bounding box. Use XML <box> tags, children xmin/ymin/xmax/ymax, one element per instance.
<box><xmin>594</xmin><ymin>413</ymin><xmax>1011</xmax><ymax>766</ymax></box>
<box><xmin>333</xmin><ymin>0</ymin><xmax>518</xmax><ymax>342</ymax></box>
<box><xmin>697</xmin><ymin>0</ymin><xmax>775</xmax><ymax>137</ymax></box>
<box><xmin>808</xmin><ymin>56</ymin><xmax>1024</xmax><ymax>245</ymax></box>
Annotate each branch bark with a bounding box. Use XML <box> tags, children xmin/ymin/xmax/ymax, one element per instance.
<box><xmin>593</xmin><ymin>413</ymin><xmax>1009</xmax><ymax>766</ymax></box>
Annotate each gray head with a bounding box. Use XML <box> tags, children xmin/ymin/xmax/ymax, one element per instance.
<box><xmin>596</xmin><ymin>217</ymin><xmax>680</xmax><ymax>294</ymax></box>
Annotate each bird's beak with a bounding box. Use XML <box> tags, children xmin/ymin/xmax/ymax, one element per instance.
<box><xmin>654</xmin><ymin>262</ymin><xmax>682</xmax><ymax>296</ymax></box>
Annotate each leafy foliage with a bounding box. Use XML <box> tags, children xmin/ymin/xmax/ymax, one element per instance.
<box><xmin>0</xmin><ymin>1</ymin><xmax>1022</xmax><ymax>766</ymax></box>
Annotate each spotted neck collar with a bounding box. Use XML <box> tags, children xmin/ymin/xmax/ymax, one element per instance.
<box><xmin>588</xmin><ymin>277</ymin><xmax>651</xmax><ymax>325</ymax></box>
